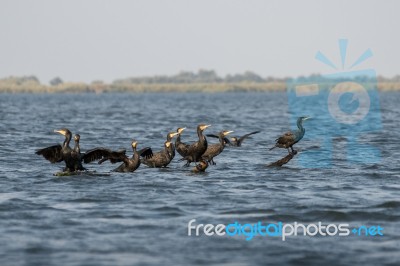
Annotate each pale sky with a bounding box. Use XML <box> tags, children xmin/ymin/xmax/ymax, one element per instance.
<box><xmin>0</xmin><ymin>0</ymin><xmax>399</xmax><ymax>84</ymax></box>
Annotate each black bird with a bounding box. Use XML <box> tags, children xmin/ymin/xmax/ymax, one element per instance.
<box><xmin>85</xmin><ymin>140</ymin><xmax>152</xmax><ymax>172</ymax></box>
<box><xmin>178</xmin><ymin>124</ymin><xmax>211</xmax><ymax>166</ymax></box>
<box><xmin>175</xmin><ymin>127</ymin><xmax>188</xmax><ymax>157</ymax></box>
<box><xmin>270</xmin><ymin>116</ymin><xmax>310</xmax><ymax>154</ymax></box>
<box><xmin>36</xmin><ymin>128</ymin><xmax>85</xmax><ymax>172</ymax></box>
<box><xmin>71</xmin><ymin>134</ymin><xmax>86</xmax><ymax>171</ymax></box>
<box><xmin>166</xmin><ymin>131</ymin><xmax>179</xmax><ymax>159</ymax></box>
<box><xmin>207</xmin><ymin>131</ymin><xmax>260</xmax><ymax>147</ymax></box>
<box><xmin>141</xmin><ymin>141</ymin><xmax>174</xmax><ymax>168</ymax></box>
<box><xmin>202</xmin><ymin>130</ymin><xmax>233</xmax><ymax>165</ymax></box>
<box><xmin>191</xmin><ymin>160</ymin><xmax>209</xmax><ymax>173</ymax></box>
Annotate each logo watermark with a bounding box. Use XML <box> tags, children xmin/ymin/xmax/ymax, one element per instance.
<box><xmin>286</xmin><ymin>39</ymin><xmax>382</xmax><ymax>167</ymax></box>
<box><xmin>188</xmin><ymin>219</ymin><xmax>384</xmax><ymax>241</ymax></box>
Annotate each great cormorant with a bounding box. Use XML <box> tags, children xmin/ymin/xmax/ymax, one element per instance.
<box><xmin>166</xmin><ymin>132</ymin><xmax>179</xmax><ymax>159</ymax></box>
<box><xmin>86</xmin><ymin>140</ymin><xmax>152</xmax><ymax>172</ymax></box>
<box><xmin>175</xmin><ymin>127</ymin><xmax>188</xmax><ymax>157</ymax></box>
<box><xmin>270</xmin><ymin>116</ymin><xmax>310</xmax><ymax>154</ymax></box>
<box><xmin>178</xmin><ymin>124</ymin><xmax>211</xmax><ymax>166</ymax></box>
<box><xmin>202</xmin><ymin>130</ymin><xmax>233</xmax><ymax>165</ymax></box>
<box><xmin>71</xmin><ymin>134</ymin><xmax>86</xmax><ymax>171</ymax></box>
<box><xmin>141</xmin><ymin>141</ymin><xmax>174</xmax><ymax>168</ymax></box>
<box><xmin>36</xmin><ymin>128</ymin><xmax>85</xmax><ymax>172</ymax></box>
<box><xmin>207</xmin><ymin>131</ymin><xmax>260</xmax><ymax>147</ymax></box>
<box><xmin>191</xmin><ymin>160</ymin><xmax>209</xmax><ymax>173</ymax></box>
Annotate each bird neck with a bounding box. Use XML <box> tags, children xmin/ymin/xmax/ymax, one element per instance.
<box><xmin>197</xmin><ymin>129</ymin><xmax>205</xmax><ymax>142</ymax></box>
<box><xmin>219</xmin><ymin>134</ymin><xmax>226</xmax><ymax>147</ymax></box>
<box><xmin>74</xmin><ymin>140</ymin><xmax>80</xmax><ymax>153</ymax></box>
<box><xmin>64</xmin><ymin>134</ymin><xmax>72</xmax><ymax>148</ymax></box>
<box><xmin>297</xmin><ymin>119</ymin><xmax>305</xmax><ymax>133</ymax></box>
<box><xmin>132</xmin><ymin>147</ymin><xmax>137</xmax><ymax>158</ymax></box>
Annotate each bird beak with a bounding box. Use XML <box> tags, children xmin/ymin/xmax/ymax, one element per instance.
<box><xmin>304</xmin><ymin>117</ymin><xmax>311</xmax><ymax>121</ymax></box>
<box><xmin>224</xmin><ymin>131</ymin><xmax>234</xmax><ymax>136</ymax></box>
<box><xmin>54</xmin><ymin>129</ymin><xmax>66</xmax><ymax>136</ymax></box>
<box><xmin>171</xmin><ymin>132</ymin><xmax>179</xmax><ymax>137</ymax></box>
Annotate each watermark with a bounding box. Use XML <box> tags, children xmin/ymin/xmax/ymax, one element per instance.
<box><xmin>187</xmin><ymin>219</ymin><xmax>384</xmax><ymax>241</ymax></box>
<box><xmin>286</xmin><ymin>39</ymin><xmax>381</xmax><ymax>167</ymax></box>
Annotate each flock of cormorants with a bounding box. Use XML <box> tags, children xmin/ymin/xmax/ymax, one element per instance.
<box><xmin>36</xmin><ymin>117</ymin><xmax>309</xmax><ymax>174</ymax></box>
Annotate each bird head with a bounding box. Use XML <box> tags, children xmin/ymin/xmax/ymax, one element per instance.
<box><xmin>131</xmin><ymin>140</ymin><xmax>138</xmax><ymax>149</ymax></box>
<box><xmin>198</xmin><ymin>124</ymin><xmax>211</xmax><ymax>132</ymax></box>
<box><xmin>165</xmin><ymin>141</ymin><xmax>172</xmax><ymax>148</ymax></box>
<box><xmin>177</xmin><ymin>127</ymin><xmax>186</xmax><ymax>134</ymax></box>
<box><xmin>54</xmin><ymin>128</ymin><xmax>71</xmax><ymax>137</ymax></box>
<box><xmin>167</xmin><ymin>132</ymin><xmax>179</xmax><ymax>140</ymax></box>
<box><xmin>298</xmin><ymin>116</ymin><xmax>311</xmax><ymax>124</ymax></box>
<box><xmin>222</xmin><ymin>130</ymin><xmax>234</xmax><ymax>136</ymax></box>
<box><xmin>74</xmin><ymin>134</ymin><xmax>80</xmax><ymax>141</ymax></box>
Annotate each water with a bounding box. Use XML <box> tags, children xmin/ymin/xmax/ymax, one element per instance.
<box><xmin>0</xmin><ymin>92</ymin><xmax>399</xmax><ymax>266</ymax></box>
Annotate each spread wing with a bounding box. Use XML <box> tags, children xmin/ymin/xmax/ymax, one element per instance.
<box><xmin>238</xmin><ymin>131</ymin><xmax>260</xmax><ymax>143</ymax></box>
<box><xmin>82</xmin><ymin>148</ymin><xmax>127</xmax><ymax>164</ymax></box>
<box><xmin>36</xmin><ymin>144</ymin><xmax>63</xmax><ymax>163</ymax></box>
<box><xmin>138</xmin><ymin>147</ymin><xmax>153</xmax><ymax>159</ymax></box>
<box><xmin>141</xmin><ymin>149</ymin><xmax>168</xmax><ymax>165</ymax></box>
<box><xmin>206</xmin><ymin>134</ymin><xmax>231</xmax><ymax>145</ymax></box>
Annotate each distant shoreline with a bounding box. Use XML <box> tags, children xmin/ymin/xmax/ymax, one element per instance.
<box><xmin>1</xmin><ymin>81</ymin><xmax>400</xmax><ymax>93</ymax></box>
<box><xmin>2</xmin><ymin>71</ymin><xmax>400</xmax><ymax>93</ymax></box>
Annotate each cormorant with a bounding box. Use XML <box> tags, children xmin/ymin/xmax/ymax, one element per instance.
<box><xmin>178</xmin><ymin>124</ymin><xmax>211</xmax><ymax>166</ymax></box>
<box><xmin>175</xmin><ymin>127</ymin><xmax>187</xmax><ymax>157</ymax></box>
<box><xmin>71</xmin><ymin>134</ymin><xmax>86</xmax><ymax>171</ymax></box>
<box><xmin>85</xmin><ymin>140</ymin><xmax>152</xmax><ymax>172</ymax></box>
<box><xmin>36</xmin><ymin>128</ymin><xmax>85</xmax><ymax>172</ymax></box>
<box><xmin>166</xmin><ymin>132</ymin><xmax>179</xmax><ymax>159</ymax></box>
<box><xmin>202</xmin><ymin>130</ymin><xmax>233</xmax><ymax>165</ymax></box>
<box><xmin>270</xmin><ymin>116</ymin><xmax>310</xmax><ymax>154</ymax></box>
<box><xmin>207</xmin><ymin>131</ymin><xmax>260</xmax><ymax>147</ymax></box>
<box><xmin>191</xmin><ymin>160</ymin><xmax>209</xmax><ymax>173</ymax></box>
<box><xmin>141</xmin><ymin>141</ymin><xmax>174</xmax><ymax>168</ymax></box>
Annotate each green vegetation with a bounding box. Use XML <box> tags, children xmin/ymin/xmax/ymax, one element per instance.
<box><xmin>1</xmin><ymin>70</ymin><xmax>400</xmax><ymax>93</ymax></box>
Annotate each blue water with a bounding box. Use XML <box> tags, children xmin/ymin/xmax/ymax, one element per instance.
<box><xmin>0</xmin><ymin>92</ymin><xmax>399</xmax><ymax>266</ymax></box>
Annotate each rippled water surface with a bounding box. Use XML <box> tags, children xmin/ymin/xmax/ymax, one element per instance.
<box><xmin>0</xmin><ymin>92</ymin><xmax>399</xmax><ymax>266</ymax></box>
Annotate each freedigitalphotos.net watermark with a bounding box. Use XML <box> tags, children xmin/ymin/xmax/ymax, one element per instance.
<box><xmin>187</xmin><ymin>219</ymin><xmax>384</xmax><ymax>241</ymax></box>
<box><xmin>287</xmin><ymin>39</ymin><xmax>382</xmax><ymax>168</ymax></box>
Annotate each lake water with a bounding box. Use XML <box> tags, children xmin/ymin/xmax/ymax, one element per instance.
<box><xmin>0</xmin><ymin>92</ymin><xmax>399</xmax><ymax>266</ymax></box>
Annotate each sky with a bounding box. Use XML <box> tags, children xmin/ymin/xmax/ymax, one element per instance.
<box><xmin>0</xmin><ymin>0</ymin><xmax>399</xmax><ymax>84</ymax></box>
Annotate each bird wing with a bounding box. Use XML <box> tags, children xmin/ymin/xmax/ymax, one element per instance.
<box><xmin>142</xmin><ymin>150</ymin><xmax>168</xmax><ymax>165</ymax></box>
<box><xmin>35</xmin><ymin>144</ymin><xmax>63</xmax><ymax>163</ymax></box>
<box><xmin>202</xmin><ymin>144</ymin><xmax>221</xmax><ymax>159</ymax></box>
<box><xmin>82</xmin><ymin>148</ymin><xmax>127</xmax><ymax>164</ymax></box>
<box><xmin>206</xmin><ymin>134</ymin><xmax>231</xmax><ymax>145</ymax></box>
<box><xmin>238</xmin><ymin>131</ymin><xmax>260</xmax><ymax>143</ymax></box>
<box><xmin>176</xmin><ymin>142</ymin><xmax>190</xmax><ymax>156</ymax></box>
<box><xmin>186</xmin><ymin>141</ymin><xmax>200</xmax><ymax>155</ymax></box>
<box><xmin>138</xmin><ymin>147</ymin><xmax>153</xmax><ymax>159</ymax></box>
<box><xmin>276</xmin><ymin>131</ymin><xmax>295</xmax><ymax>145</ymax></box>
